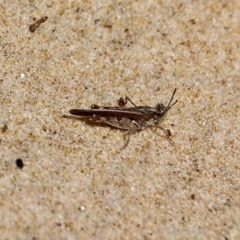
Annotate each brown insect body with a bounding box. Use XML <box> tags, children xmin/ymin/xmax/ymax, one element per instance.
<box><xmin>65</xmin><ymin>89</ymin><xmax>177</xmax><ymax>147</ymax></box>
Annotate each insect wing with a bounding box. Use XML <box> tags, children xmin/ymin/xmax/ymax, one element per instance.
<box><xmin>69</xmin><ymin>108</ymin><xmax>148</xmax><ymax>121</ymax></box>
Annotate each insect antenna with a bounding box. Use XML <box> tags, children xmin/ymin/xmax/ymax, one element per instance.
<box><xmin>166</xmin><ymin>88</ymin><xmax>178</xmax><ymax>111</ymax></box>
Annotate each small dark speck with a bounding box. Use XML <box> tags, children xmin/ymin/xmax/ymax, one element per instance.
<box><xmin>16</xmin><ymin>159</ymin><xmax>24</xmax><ymax>169</ymax></box>
<box><xmin>103</xmin><ymin>23</ymin><xmax>112</xmax><ymax>29</ymax></box>
<box><xmin>29</xmin><ymin>16</ymin><xmax>48</xmax><ymax>33</ymax></box>
<box><xmin>94</xmin><ymin>19</ymin><xmax>100</xmax><ymax>24</ymax></box>
<box><xmin>190</xmin><ymin>193</ymin><xmax>196</xmax><ymax>200</ymax></box>
<box><xmin>189</xmin><ymin>19</ymin><xmax>196</xmax><ymax>24</ymax></box>
<box><xmin>2</xmin><ymin>124</ymin><xmax>8</xmax><ymax>133</ymax></box>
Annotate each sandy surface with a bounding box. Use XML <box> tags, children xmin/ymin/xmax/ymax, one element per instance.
<box><xmin>1</xmin><ymin>1</ymin><xmax>240</xmax><ymax>239</ymax></box>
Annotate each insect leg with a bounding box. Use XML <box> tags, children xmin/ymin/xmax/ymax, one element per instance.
<box><xmin>118</xmin><ymin>96</ymin><xmax>138</xmax><ymax>107</ymax></box>
<box><xmin>122</xmin><ymin>131</ymin><xmax>131</xmax><ymax>148</ymax></box>
<box><xmin>122</xmin><ymin>121</ymin><xmax>144</xmax><ymax>148</ymax></box>
<box><xmin>125</xmin><ymin>96</ymin><xmax>138</xmax><ymax>107</ymax></box>
<box><xmin>122</xmin><ymin>128</ymin><xmax>137</xmax><ymax>149</ymax></box>
<box><xmin>99</xmin><ymin>118</ymin><xmax>137</xmax><ymax>148</ymax></box>
<box><xmin>154</xmin><ymin>125</ymin><xmax>174</xmax><ymax>145</ymax></box>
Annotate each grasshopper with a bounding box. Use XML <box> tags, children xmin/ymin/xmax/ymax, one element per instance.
<box><xmin>64</xmin><ymin>89</ymin><xmax>177</xmax><ymax>148</ymax></box>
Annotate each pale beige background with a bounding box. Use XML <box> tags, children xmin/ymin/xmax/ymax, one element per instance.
<box><xmin>1</xmin><ymin>1</ymin><xmax>240</xmax><ymax>239</ymax></box>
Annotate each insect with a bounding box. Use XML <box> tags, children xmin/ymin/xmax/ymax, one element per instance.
<box><xmin>64</xmin><ymin>88</ymin><xmax>178</xmax><ymax>148</ymax></box>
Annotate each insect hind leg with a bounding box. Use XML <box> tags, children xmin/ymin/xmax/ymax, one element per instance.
<box><xmin>118</xmin><ymin>96</ymin><xmax>138</xmax><ymax>107</ymax></box>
